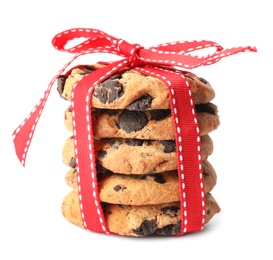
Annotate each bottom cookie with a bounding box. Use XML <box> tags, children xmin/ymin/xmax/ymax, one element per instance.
<box><xmin>62</xmin><ymin>190</ymin><xmax>220</xmax><ymax>237</ymax></box>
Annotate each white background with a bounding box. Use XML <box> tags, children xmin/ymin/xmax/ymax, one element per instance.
<box><xmin>1</xmin><ymin>1</ymin><xmax>272</xmax><ymax>259</ymax></box>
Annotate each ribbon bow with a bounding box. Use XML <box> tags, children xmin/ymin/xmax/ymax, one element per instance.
<box><xmin>52</xmin><ymin>28</ymin><xmax>255</xmax><ymax>69</ymax></box>
<box><xmin>12</xmin><ymin>28</ymin><xmax>257</xmax><ymax>236</ymax></box>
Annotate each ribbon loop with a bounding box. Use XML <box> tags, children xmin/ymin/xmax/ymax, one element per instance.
<box><xmin>52</xmin><ymin>28</ymin><xmax>111</xmax><ymax>53</ymax></box>
<box><xmin>153</xmin><ymin>40</ymin><xmax>224</xmax><ymax>54</ymax></box>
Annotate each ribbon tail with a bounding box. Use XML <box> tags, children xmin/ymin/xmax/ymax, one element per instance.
<box><xmin>203</xmin><ymin>45</ymin><xmax>257</xmax><ymax>66</ymax></box>
<box><xmin>12</xmin><ymin>51</ymin><xmax>90</xmax><ymax>167</ymax></box>
<box><xmin>12</xmin><ymin>71</ymin><xmax>62</xmax><ymax>167</ymax></box>
<box><xmin>12</xmin><ymin>88</ymin><xmax>52</xmax><ymax>167</ymax></box>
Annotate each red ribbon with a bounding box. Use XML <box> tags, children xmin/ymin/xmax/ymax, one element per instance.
<box><xmin>12</xmin><ymin>28</ymin><xmax>257</xmax><ymax>236</ymax></box>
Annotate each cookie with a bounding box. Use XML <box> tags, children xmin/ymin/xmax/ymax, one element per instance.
<box><xmin>62</xmin><ymin>135</ymin><xmax>213</xmax><ymax>174</ymax></box>
<box><xmin>63</xmin><ymin>102</ymin><xmax>220</xmax><ymax>139</ymax></box>
<box><xmin>57</xmin><ymin>65</ymin><xmax>216</xmax><ymax>108</ymax></box>
<box><xmin>64</xmin><ymin>158</ymin><xmax>216</xmax><ymax>205</ymax></box>
<box><xmin>62</xmin><ymin>190</ymin><xmax>220</xmax><ymax>236</ymax></box>
<box><xmin>104</xmin><ymin>192</ymin><xmax>220</xmax><ymax>236</ymax></box>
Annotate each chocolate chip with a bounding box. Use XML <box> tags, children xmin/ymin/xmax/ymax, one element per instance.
<box><xmin>93</xmin><ymin>78</ymin><xmax>124</xmax><ymax>104</ymax></box>
<box><xmin>98</xmin><ymin>149</ymin><xmax>107</xmax><ymax>158</ymax></box>
<box><xmin>80</xmin><ymin>66</ymin><xmax>95</xmax><ymax>75</ymax></box>
<box><xmin>114</xmin><ymin>185</ymin><xmax>127</xmax><ymax>192</ymax></box>
<box><xmin>156</xmin><ymin>222</ymin><xmax>181</xmax><ymax>235</ymax></box>
<box><xmin>150</xmin><ymin>110</ymin><xmax>171</xmax><ymax>121</ymax></box>
<box><xmin>126</xmin><ymin>94</ymin><xmax>153</xmax><ymax>110</ymax></box>
<box><xmin>68</xmin><ymin>158</ymin><xmax>76</xmax><ymax>168</ymax></box>
<box><xmin>133</xmin><ymin>220</ymin><xmax>157</xmax><ymax>237</ymax></box>
<box><xmin>195</xmin><ymin>103</ymin><xmax>215</xmax><ymax>114</ymax></box>
<box><xmin>185</xmin><ymin>75</ymin><xmax>194</xmax><ymax>81</ymax></box>
<box><xmin>117</xmin><ymin>110</ymin><xmax>148</xmax><ymax>133</ymax></box>
<box><xmin>154</xmin><ymin>174</ymin><xmax>166</xmax><ymax>184</ymax></box>
<box><xmin>160</xmin><ymin>140</ymin><xmax>176</xmax><ymax>153</ymax></box>
<box><xmin>185</xmin><ymin>74</ymin><xmax>209</xmax><ymax>85</ymax></box>
<box><xmin>199</xmin><ymin>77</ymin><xmax>209</xmax><ymax>84</ymax></box>
<box><xmin>203</xmin><ymin>171</ymin><xmax>210</xmax><ymax>177</ymax></box>
<box><xmin>57</xmin><ymin>75</ymin><xmax>67</xmax><ymax>97</ymax></box>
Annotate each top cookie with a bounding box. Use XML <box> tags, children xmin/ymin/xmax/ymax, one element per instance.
<box><xmin>57</xmin><ymin>64</ymin><xmax>215</xmax><ymax>109</ymax></box>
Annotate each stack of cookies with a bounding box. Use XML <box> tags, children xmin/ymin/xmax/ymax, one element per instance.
<box><xmin>57</xmin><ymin>63</ymin><xmax>221</xmax><ymax>237</ymax></box>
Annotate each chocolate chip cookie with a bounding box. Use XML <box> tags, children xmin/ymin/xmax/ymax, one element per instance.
<box><xmin>64</xmin><ymin>158</ymin><xmax>216</xmax><ymax>205</ymax></box>
<box><xmin>63</xmin><ymin>102</ymin><xmax>220</xmax><ymax>139</ymax></box>
<box><xmin>62</xmin><ymin>190</ymin><xmax>220</xmax><ymax>236</ymax></box>
<box><xmin>62</xmin><ymin>135</ymin><xmax>213</xmax><ymax>174</ymax></box>
<box><xmin>57</xmin><ymin>64</ymin><xmax>216</xmax><ymax>108</ymax></box>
